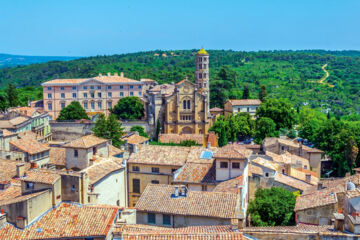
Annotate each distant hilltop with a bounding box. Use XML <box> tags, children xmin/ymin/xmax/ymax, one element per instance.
<box><xmin>0</xmin><ymin>53</ymin><xmax>79</xmax><ymax>68</ymax></box>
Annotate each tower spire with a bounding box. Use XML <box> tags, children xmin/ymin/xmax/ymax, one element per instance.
<box><xmin>195</xmin><ymin>48</ymin><xmax>210</xmax><ymax>114</ymax></box>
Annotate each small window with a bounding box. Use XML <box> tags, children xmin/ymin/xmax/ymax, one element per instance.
<box><xmin>183</xmin><ymin>100</ymin><xmax>187</xmax><ymax>109</ymax></box>
<box><xmin>138</xmin><ymin>92</ymin><xmax>142</xmax><ymax>96</ymax></box>
<box><xmin>83</xmin><ymin>93</ymin><xmax>88</xmax><ymax>98</ymax></box>
<box><xmin>120</xmin><ymin>92</ymin><xmax>124</xmax><ymax>97</ymax></box>
<box><xmin>120</xmin><ymin>85</ymin><xmax>124</xmax><ymax>89</ymax></box>
<box><xmin>163</xmin><ymin>214</ymin><xmax>171</xmax><ymax>225</ymax></box>
<box><xmin>132</xmin><ymin>166</ymin><xmax>140</xmax><ymax>172</ymax></box>
<box><xmin>72</xmin><ymin>93</ymin><xmax>77</xmax><ymax>98</ymax></box>
<box><xmin>201</xmin><ymin>185</ymin><xmax>207</xmax><ymax>191</ymax></box>
<box><xmin>97</xmin><ymin>102</ymin><xmax>102</xmax><ymax>109</ymax></box>
<box><xmin>97</xmin><ymin>86</ymin><xmax>101</xmax><ymax>90</ymax></box>
<box><xmin>133</xmin><ymin>179</ymin><xmax>140</xmax><ymax>193</ymax></box>
<box><xmin>138</xmin><ymin>85</ymin><xmax>142</xmax><ymax>89</ymax></box>
<box><xmin>48</xmin><ymin>93</ymin><xmax>52</xmax><ymax>99</ymax></box>
<box><xmin>152</xmin><ymin>167</ymin><xmax>160</xmax><ymax>173</ymax></box>
<box><xmin>60</xmin><ymin>86</ymin><xmax>65</xmax><ymax>90</ymax></box>
<box><xmin>26</xmin><ymin>182</ymin><xmax>34</xmax><ymax>189</ymax></box>
<box><xmin>97</xmin><ymin>92</ymin><xmax>102</xmax><ymax>98</ymax></box>
<box><xmin>148</xmin><ymin>213</ymin><xmax>155</xmax><ymax>224</ymax></box>
<box><xmin>61</xmin><ymin>103</ymin><xmax>65</xmax><ymax>109</ymax></box>
<box><xmin>107</xmin><ymin>86</ymin><xmax>112</xmax><ymax>90</ymax></box>
<box><xmin>151</xmin><ymin>180</ymin><xmax>159</xmax><ymax>184</ymax></box>
<box><xmin>203</xmin><ymin>73</ymin><xmax>207</xmax><ymax>78</ymax></box>
<box><xmin>71</xmin><ymin>185</ymin><xmax>76</xmax><ymax>191</ymax></box>
<box><xmin>90</xmin><ymin>86</ymin><xmax>94</xmax><ymax>90</ymax></box>
<box><xmin>83</xmin><ymin>86</ymin><xmax>88</xmax><ymax>90</ymax></box>
<box><xmin>91</xmin><ymin>102</ymin><xmax>95</xmax><ymax>110</ymax></box>
<box><xmin>199</xmin><ymin>73</ymin><xmax>202</xmax><ymax>79</ymax></box>
<box><xmin>265</xmin><ymin>172</ymin><xmax>269</xmax><ymax>177</ymax></box>
<box><xmin>108</xmin><ymin>102</ymin><xmax>112</xmax><ymax>108</ymax></box>
<box><xmin>47</xmin><ymin>103</ymin><xmax>52</xmax><ymax>110</ymax></box>
<box><xmin>84</xmin><ymin>102</ymin><xmax>88</xmax><ymax>109</ymax></box>
<box><xmin>232</xmin><ymin>162</ymin><xmax>240</xmax><ymax>169</ymax></box>
<box><xmin>74</xmin><ymin>149</ymin><xmax>78</xmax><ymax>158</ymax></box>
<box><xmin>61</xmin><ymin>93</ymin><xmax>65</xmax><ymax>99</ymax></box>
<box><xmin>47</xmin><ymin>87</ymin><xmax>52</xmax><ymax>90</ymax></box>
<box><xmin>108</xmin><ymin>92</ymin><xmax>112</xmax><ymax>97</ymax></box>
<box><xmin>172</xmin><ymin>169</ymin><xmax>177</xmax><ymax>173</ymax></box>
<box><xmin>130</xmin><ymin>92</ymin><xmax>134</xmax><ymax>96</ymax></box>
<box><xmin>91</xmin><ymin>93</ymin><xmax>95</xmax><ymax>98</ymax></box>
<box><xmin>130</xmin><ymin>85</ymin><xmax>134</xmax><ymax>89</ymax></box>
<box><xmin>199</xmin><ymin>64</ymin><xmax>202</xmax><ymax>69</ymax></box>
<box><xmin>72</xmin><ymin>86</ymin><xmax>76</xmax><ymax>90</ymax></box>
<box><xmin>187</xmin><ymin>100</ymin><xmax>191</xmax><ymax>109</ymax></box>
<box><xmin>220</xmin><ymin>162</ymin><xmax>228</xmax><ymax>168</ymax></box>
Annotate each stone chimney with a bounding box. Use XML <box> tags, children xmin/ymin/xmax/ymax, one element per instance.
<box><xmin>16</xmin><ymin>163</ymin><xmax>25</xmax><ymax>178</ymax></box>
<box><xmin>114</xmin><ymin>72</ymin><xmax>118</xmax><ymax>76</ymax></box>
<box><xmin>305</xmin><ymin>173</ymin><xmax>311</xmax><ymax>183</ymax></box>
<box><xmin>107</xmin><ymin>72</ymin><xmax>111</xmax><ymax>77</ymax></box>
<box><xmin>299</xmin><ymin>141</ymin><xmax>303</xmax><ymax>157</ymax></box>
<box><xmin>120</xmin><ymin>72</ymin><xmax>124</xmax><ymax>78</ymax></box>
<box><xmin>98</xmin><ymin>73</ymin><xmax>102</xmax><ymax>77</ymax></box>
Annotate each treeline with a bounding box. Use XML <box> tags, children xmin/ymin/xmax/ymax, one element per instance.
<box><xmin>0</xmin><ymin>50</ymin><xmax>359</xmax><ymax>115</ymax></box>
<box><xmin>211</xmin><ymin>97</ymin><xmax>360</xmax><ymax>177</ymax></box>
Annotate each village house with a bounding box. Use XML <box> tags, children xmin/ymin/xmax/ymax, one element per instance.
<box><xmin>224</xmin><ymin>99</ymin><xmax>261</xmax><ymax>117</ymax></box>
<box><xmin>127</xmin><ymin>145</ymin><xmax>192</xmax><ymax>206</ymax></box>
<box><xmin>135</xmin><ymin>184</ymin><xmax>242</xmax><ymax>228</ymax></box>
<box><xmin>210</xmin><ymin>107</ymin><xmax>224</xmax><ymax>118</ymax></box>
<box><xmin>41</xmin><ymin>72</ymin><xmax>156</xmax><ymax>119</ymax></box>
<box><xmin>0</xmin><ymin>115</ymin><xmax>31</xmax><ymax>133</ymax></box>
<box><xmin>121</xmin><ymin>131</ymin><xmax>149</xmax><ymax>154</ymax></box>
<box><xmin>63</xmin><ymin>134</ymin><xmax>110</xmax><ymax>170</ymax></box>
<box><xmin>0</xmin><ymin>202</ymin><xmax>119</xmax><ymax>240</ymax></box>
<box><xmin>262</xmin><ymin>137</ymin><xmax>324</xmax><ymax>177</ymax></box>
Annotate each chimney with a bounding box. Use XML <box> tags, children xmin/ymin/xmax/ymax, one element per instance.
<box><xmin>305</xmin><ymin>173</ymin><xmax>311</xmax><ymax>183</ymax></box>
<box><xmin>30</xmin><ymin>162</ymin><xmax>37</xmax><ymax>169</ymax></box>
<box><xmin>174</xmin><ymin>187</ymin><xmax>179</xmax><ymax>197</ymax></box>
<box><xmin>180</xmin><ymin>186</ymin><xmax>187</xmax><ymax>197</ymax></box>
<box><xmin>0</xmin><ymin>211</ymin><xmax>7</xmax><ymax>228</ymax></box>
<box><xmin>107</xmin><ymin>72</ymin><xmax>111</xmax><ymax>77</ymax></box>
<box><xmin>98</xmin><ymin>73</ymin><xmax>102</xmax><ymax>77</ymax></box>
<box><xmin>345</xmin><ymin>172</ymin><xmax>351</xmax><ymax>177</ymax></box>
<box><xmin>299</xmin><ymin>141</ymin><xmax>303</xmax><ymax>157</ymax></box>
<box><xmin>16</xmin><ymin>163</ymin><xmax>25</xmax><ymax>178</ymax></box>
<box><xmin>114</xmin><ymin>72</ymin><xmax>118</xmax><ymax>76</ymax></box>
<box><xmin>318</xmin><ymin>182</ymin><xmax>323</xmax><ymax>190</ymax></box>
<box><xmin>120</xmin><ymin>72</ymin><xmax>124</xmax><ymax>78</ymax></box>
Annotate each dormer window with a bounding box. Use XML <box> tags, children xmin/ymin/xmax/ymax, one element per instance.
<box><xmin>26</xmin><ymin>182</ymin><xmax>34</xmax><ymax>190</ymax></box>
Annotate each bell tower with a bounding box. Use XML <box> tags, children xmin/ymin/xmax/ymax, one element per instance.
<box><xmin>195</xmin><ymin>48</ymin><xmax>210</xmax><ymax>115</ymax></box>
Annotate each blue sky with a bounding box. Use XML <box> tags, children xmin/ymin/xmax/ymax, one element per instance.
<box><xmin>1</xmin><ymin>0</ymin><xmax>359</xmax><ymax>56</ymax></box>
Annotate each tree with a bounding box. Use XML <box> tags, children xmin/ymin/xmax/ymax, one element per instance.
<box><xmin>112</xmin><ymin>97</ymin><xmax>144</xmax><ymax>120</ymax></box>
<box><xmin>259</xmin><ymin>85</ymin><xmax>267</xmax><ymax>101</ymax></box>
<box><xmin>92</xmin><ymin>113</ymin><xmax>124</xmax><ymax>148</ymax></box>
<box><xmin>256</xmin><ymin>99</ymin><xmax>297</xmax><ymax>130</ymax></box>
<box><xmin>57</xmin><ymin>101</ymin><xmax>89</xmax><ymax>121</ymax></box>
<box><xmin>130</xmin><ymin>125</ymin><xmax>149</xmax><ymax>138</ymax></box>
<box><xmin>247</xmin><ymin>187</ymin><xmax>296</xmax><ymax>227</ymax></box>
<box><xmin>218</xmin><ymin>124</ymin><xmax>228</xmax><ymax>147</ymax></box>
<box><xmin>6</xmin><ymin>83</ymin><xmax>19</xmax><ymax>107</ymax></box>
<box><xmin>242</xmin><ymin>85</ymin><xmax>250</xmax><ymax>99</ymax></box>
<box><xmin>287</xmin><ymin>129</ymin><xmax>297</xmax><ymax>139</ymax></box>
<box><xmin>254</xmin><ymin>117</ymin><xmax>279</xmax><ymax>144</ymax></box>
<box><xmin>0</xmin><ymin>94</ymin><xmax>8</xmax><ymax>111</ymax></box>
<box><xmin>179</xmin><ymin>140</ymin><xmax>200</xmax><ymax>147</ymax></box>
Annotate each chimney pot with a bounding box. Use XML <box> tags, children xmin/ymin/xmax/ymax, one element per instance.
<box><xmin>98</xmin><ymin>73</ymin><xmax>102</xmax><ymax>77</ymax></box>
<box><xmin>16</xmin><ymin>163</ymin><xmax>25</xmax><ymax>178</ymax></box>
<box><xmin>114</xmin><ymin>72</ymin><xmax>118</xmax><ymax>76</ymax></box>
<box><xmin>120</xmin><ymin>72</ymin><xmax>124</xmax><ymax>77</ymax></box>
<box><xmin>107</xmin><ymin>72</ymin><xmax>111</xmax><ymax>76</ymax></box>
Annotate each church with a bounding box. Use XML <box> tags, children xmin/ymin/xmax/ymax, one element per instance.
<box><xmin>145</xmin><ymin>48</ymin><xmax>212</xmax><ymax>135</ymax></box>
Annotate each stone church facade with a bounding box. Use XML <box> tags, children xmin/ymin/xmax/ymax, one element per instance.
<box><xmin>145</xmin><ymin>49</ymin><xmax>212</xmax><ymax>135</ymax></box>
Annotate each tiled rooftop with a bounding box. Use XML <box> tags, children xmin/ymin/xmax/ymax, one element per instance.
<box><xmin>83</xmin><ymin>159</ymin><xmax>124</xmax><ymax>185</ymax></box>
<box><xmin>0</xmin><ymin>129</ymin><xmax>17</xmax><ymax>137</ymax></box>
<box><xmin>0</xmin><ymin>160</ymin><xmax>30</xmax><ymax>182</ymax></box>
<box><xmin>118</xmin><ymin>224</ymin><xmax>244</xmax><ymax>240</ymax></box>
<box><xmin>21</xmin><ymin>169</ymin><xmax>61</xmax><ymax>185</ymax></box>
<box><xmin>0</xmin><ymin>184</ymin><xmax>22</xmax><ymax>203</ymax></box>
<box><xmin>0</xmin><ymin>116</ymin><xmax>30</xmax><ymax>129</ymax></box>
<box><xmin>274</xmin><ymin>173</ymin><xmax>313</xmax><ymax>192</ymax></box>
<box><xmin>251</xmin><ymin>157</ymin><xmax>280</xmax><ymax>171</ymax></box>
<box><xmin>214</xmin><ymin>144</ymin><xmax>252</xmax><ymax>159</ymax></box>
<box><xmin>0</xmin><ymin>188</ymin><xmax>50</xmax><ymax>206</ymax></box>
<box><xmin>135</xmin><ymin>184</ymin><xmax>238</xmax><ymax>219</ymax></box>
<box><xmin>210</xmin><ymin>107</ymin><xmax>224</xmax><ymax>112</ymax></box>
<box><xmin>10</xmin><ymin>138</ymin><xmax>49</xmax><ymax>155</ymax></box>
<box><xmin>148</xmin><ymin>83</ymin><xmax>175</xmax><ymax>96</ymax></box>
<box><xmin>122</xmin><ymin>134</ymin><xmax>149</xmax><ymax>145</ymax></box>
<box><xmin>248</xmin><ymin>164</ymin><xmax>263</xmax><ymax>176</ymax></box>
<box><xmin>42</xmin><ymin>74</ymin><xmax>140</xmax><ymax>86</ymax></box>
<box><xmin>213</xmin><ymin>176</ymin><xmax>244</xmax><ymax>193</ymax></box>
<box><xmin>128</xmin><ymin>145</ymin><xmax>192</xmax><ymax>166</ymax></box>
<box><xmin>63</xmin><ymin>134</ymin><xmax>108</xmax><ymax>149</ymax></box>
<box><xmin>228</xmin><ymin>99</ymin><xmax>262</xmax><ymax>106</ymax></box>
<box><xmin>159</xmin><ymin>134</ymin><xmax>204</xmax><ymax>145</ymax></box>
<box><xmin>49</xmin><ymin>147</ymin><xmax>66</xmax><ymax>167</ymax></box>
<box><xmin>295</xmin><ymin>187</ymin><xmax>338</xmax><ymax>211</ymax></box>
<box><xmin>0</xmin><ymin>203</ymin><xmax>119</xmax><ymax>239</ymax></box>
<box><xmin>9</xmin><ymin>106</ymin><xmax>39</xmax><ymax>117</ymax></box>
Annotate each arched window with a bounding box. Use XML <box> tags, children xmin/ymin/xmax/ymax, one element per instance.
<box><xmin>187</xmin><ymin>100</ymin><xmax>191</xmax><ymax>109</ymax></box>
<box><xmin>183</xmin><ymin>100</ymin><xmax>187</xmax><ymax>109</ymax></box>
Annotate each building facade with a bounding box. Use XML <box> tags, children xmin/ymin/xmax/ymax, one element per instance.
<box><xmin>224</xmin><ymin>99</ymin><xmax>261</xmax><ymax>117</ymax></box>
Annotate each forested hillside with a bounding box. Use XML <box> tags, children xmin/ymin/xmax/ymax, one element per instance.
<box><xmin>0</xmin><ymin>50</ymin><xmax>359</xmax><ymax>115</ymax></box>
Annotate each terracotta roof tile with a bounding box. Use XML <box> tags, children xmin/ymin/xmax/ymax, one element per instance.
<box><xmin>214</xmin><ymin>144</ymin><xmax>252</xmax><ymax>159</ymax></box>
<box><xmin>0</xmin><ymin>188</ymin><xmax>50</xmax><ymax>206</ymax></box>
<box><xmin>295</xmin><ymin>187</ymin><xmax>338</xmax><ymax>211</ymax></box>
<box><xmin>128</xmin><ymin>145</ymin><xmax>191</xmax><ymax>166</ymax></box>
<box><xmin>122</xmin><ymin>134</ymin><xmax>149</xmax><ymax>145</ymax></box>
<box><xmin>83</xmin><ymin>159</ymin><xmax>124</xmax><ymax>185</ymax></box>
<box><xmin>1</xmin><ymin>129</ymin><xmax>17</xmax><ymax>137</ymax></box>
<box><xmin>136</xmin><ymin>184</ymin><xmax>238</xmax><ymax>219</ymax></box>
<box><xmin>214</xmin><ymin>176</ymin><xmax>244</xmax><ymax>193</ymax></box>
<box><xmin>251</xmin><ymin>157</ymin><xmax>280</xmax><ymax>171</ymax></box>
<box><xmin>274</xmin><ymin>173</ymin><xmax>313</xmax><ymax>192</ymax></box>
<box><xmin>9</xmin><ymin>107</ymin><xmax>38</xmax><ymax>117</ymax></box>
<box><xmin>42</xmin><ymin>74</ymin><xmax>141</xmax><ymax>86</ymax></box>
<box><xmin>346</xmin><ymin>189</ymin><xmax>360</xmax><ymax>199</ymax></box>
<box><xmin>0</xmin><ymin>184</ymin><xmax>22</xmax><ymax>203</ymax></box>
<box><xmin>63</xmin><ymin>135</ymin><xmax>108</xmax><ymax>149</ymax></box>
<box><xmin>210</xmin><ymin>107</ymin><xmax>223</xmax><ymax>112</ymax></box>
<box><xmin>248</xmin><ymin>164</ymin><xmax>263</xmax><ymax>176</ymax></box>
<box><xmin>0</xmin><ymin>160</ymin><xmax>30</xmax><ymax>182</ymax></box>
<box><xmin>228</xmin><ymin>99</ymin><xmax>261</xmax><ymax>106</ymax></box>
<box><xmin>10</xmin><ymin>138</ymin><xmax>49</xmax><ymax>155</ymax></box>
<box><xmin>149</xmin><ymin>84</ymin><xmax>175</xmax><ymax>96</ymax></box>
<box><xmin>49</xmin><ymin>147</ymin><xmax>66</xmax><ymax>167</ymax></box>
<box><xmin>159</xmin><ymin>134</ymin><xmax>204</xmax><ymax>145</ymax></box>
<box><xmin>21</xmin><ymin>169</ymin><xmax>61</xmax><ymax>185</ymax></box>
<box><xmin>0</xmin><ymin>203</ymin><xmax>118</xmax><ymax>239</ymax></box>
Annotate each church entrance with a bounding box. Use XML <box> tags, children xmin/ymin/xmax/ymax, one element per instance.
<box><xmin>181</xmin><ymin>127</ymin><xmax>193</xmax><ymax>134</ymax></box>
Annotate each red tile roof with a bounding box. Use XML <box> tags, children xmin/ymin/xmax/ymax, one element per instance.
<box><xmin>0</xmin><ymin>203</ymin><xmax>119</xmax><ymax>239</ymax></box>
<box><xmin>295</xmin><ymin>187</ymin><xmax>338</xmax><ymax>211</ymax></box>
<box><xmin>0</xmin><ymin>160</ymin><xmax>30</xmax><ymax>182</ymax></box>
<box><xmin>159</xmin><ymin>134</ymin><xmax>204</xmax><ymax>145</ymax></box>
<box><xmin>135</xmin><ymin>184</ymin><xmax>238</xmax><ymax>219</ymax></box>
<box><xmin>83</xmin><ymin>159</ymin><xmax>124</xmax><ymax>185</ymax></box>
<box><xmin>10</xmin><ymin>138</ymin><xmax>50</xmax><ymax>155</ymax></box>
<box><xmin>21</xmin><ymin>169</ymin><xmax>61</xmax><ymax>185</ymax></box>
<box><xmin>213</xmin><ymin>176</ymin><xmax>244</xmax><ymax>193</ymax></box>
<box><xmin>63</xmin><ymin>135</ymin><xmax>108</xmax><ymax>149</ymax></box>
<box><xmin>214</xmin><ymin>144</ymin><xmax>252</xmax><ymax>159</ymax></box>
<box><xmin>227</xmin><ymin>99</ymin><xmax>262</xmax><ymax>106</ymax></box>
<box><xmin>49</xmin><ymin>147</ymin><xmax>66</xmax><ymax>167</ymax></box>
<box><xmin>122</xmin><ymin>134</ymin><xmax>149</xmax><ymax>145</ymax></box>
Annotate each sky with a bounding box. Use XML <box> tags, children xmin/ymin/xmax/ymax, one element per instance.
<box><xmin>1</xmin><ymin>0</ymin><xmax>360</xmax><ymax>56</ymax></box>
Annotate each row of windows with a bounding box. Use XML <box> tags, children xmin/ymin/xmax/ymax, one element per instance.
<box><xmin>132</xmin><ymin>166</ymin><xmax>160</xmax><ymax>173</ymax></box>
<box><xmin>183</xmin><ymin>100</ymin><xmax>191</xmax><ymax>110</ymax></box>
<box><xmin>132</xmin><ymin>178</ymin><xmax>160</xmax><ymax>194</ymax></box>
<box><xmin>198</xmin><ymin>64</ymin><xmax>207</xmax><ymax>69</ymax></box>
<box><xmin>237</xmin><ymin>107</ymin><xmax>258</xmax><ymax>112</ymax></box>
<box><xmin>47</xmin><ymin>91</ymin><xmax>141</xmax><ymax>99</ymax></box>
<box><xmin>47</xmin><ymin>85</ymin><xmax>142</xmax><ymax>91</ymax></box>
<box><xmin>198</xmin><ymin>73</ymin><xmax>207</xmax><ymax>79</ymax></box>
<box><xmin>181</xmin><ymin>115</ymin><xmax>192</xmax><ymax>121</ymax></box>
<box><xmin>220</xmin><ymin>162</ymin><xmax>241</xmax><ymax>169</ymax></box>
<box><xmin>148</xmin><ymin>213</ymin><xmax>171</xmax><ymax>225</ymax></box>
<box><xmin>197</xmin><ymin>57</ymin><xmax>207</xmax><ymax>63</ymax></box>
<box><xmin>49</xmin><ymin>101</ymin><xmax>112</xmax><ymax>111</ymax></box>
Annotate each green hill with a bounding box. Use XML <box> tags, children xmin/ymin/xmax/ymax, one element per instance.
<box><xmin>0</xmin><ymin>53</ymin><xmax>78</xmax><ymax>68</ymax></box>
<box><xmin>0</xmin><ymin>50</ymin><xmax>359</xmax><ymax>116</ymax></box>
